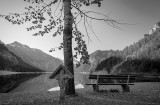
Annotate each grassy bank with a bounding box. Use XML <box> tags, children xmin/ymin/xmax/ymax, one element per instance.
<box><xmin>0</xmin><ymin>82</ymin><xmax>160</xmax><ymax>105</ymax></box>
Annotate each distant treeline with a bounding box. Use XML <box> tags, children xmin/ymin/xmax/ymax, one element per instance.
<box><xmin>95</xmin><ymin>56</ymin><xmax>160</xmax><ymax>74</ymax></box>
<box><xmin>95</xmin><ymin>24</ymin><xmax>160</xmax><ymax>74</ymax></box>
<box><xmin>95</xmin><ymin>56</ymin><xmax>123</xmax><ymax>73</ymax></box>
<box><xmin>117</xmin><ymin>58</ymin><xmax>160</xmax><ymax>73</ymax></box>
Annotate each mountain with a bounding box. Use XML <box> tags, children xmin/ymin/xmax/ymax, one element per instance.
<box><xmin>0</xmin><ymin>41</ymin><xmax>43</xmax><ymax>72</ymax></box>
<box><xmin>6</xmin><ymin>41</ymin><xmax>63</xmax><ymax>72</ymax></box>
<box><xmin>123</xmin><ymin>21</ymin><xmax>160</xmax><ymax>59</ymax></box>
<box><xmin>75</xmin><ymin>50</ymin><xmax>123</xmax><ymax>73</ymax></box>
<box><xmin>89</xmin><ymin>50</ymin><xmax>123</xmax><ymax>66</ymax></box>
<box><xmin>149</xmin><ymin>21</ymin><xmax>160</xmax><ymax>35</ymax></box>
<box><xmin>77</xmin><ymin>21</ymin><xmax>160</xmax><ymax>74</ymax></box>
<box><xmin>112</xmin><ymin>21</ymin><xmax>160</xmax><ymax>74</ymax></box>
<box><xmin>0</xmin><ymin>40</ymin><xmax>4</xmax><ymax>44</ymax></box>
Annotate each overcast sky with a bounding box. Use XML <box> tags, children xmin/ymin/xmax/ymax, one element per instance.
<box><xmin>0</xmin><ymin>0</ymin><xmax>160</xmax><ymax>60</ymax></box>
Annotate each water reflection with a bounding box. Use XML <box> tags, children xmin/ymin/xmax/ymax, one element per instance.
<box><xmin>75</xmin><ymin>72</ymin><xmax>89</xmax><ymax>88</ymax></box>
<box><xmin>47</xmin><ymin>72</ymin><xmax>90</xmax><ymax>91</ymax></box>
<box><xmin>0</xmin><ymin>71</ymin><xmax>90</xmax><ymax>93</ymax></box>
<box><xmin>0</xmin><ymin>72</ymin><xmax>42</xmax><ymax>93</ymax></box>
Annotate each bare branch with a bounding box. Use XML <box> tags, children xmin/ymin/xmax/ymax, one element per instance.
<box><xmin>54</xmin><ymin>0</ymin><xmax>61</xmax><ymax>18</ymax></box>
<box><xmin>39</xmin><ymin>0</ymin><xmax>58</xmax><ymax>13</ymax></box>
<box><xmin>75</xmin><ymin>13</ymin><xmax>83</xmax><ymax>25</ymax></box>
<box><xmin>71</xmin><ymin>3</ymin><xmax>124</xmax><ymax>28</ymax></box>
<box><xmin>86</xmin><ymin>17</ymin><xmax>101</xmax><ymax>42</ymax></box>
<box><xmin>84</xmin><ymin>15</ymin><xmax>92</xmax><ymax>43</ymax></box>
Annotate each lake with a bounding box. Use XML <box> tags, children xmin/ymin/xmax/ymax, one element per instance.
<box><xmin>0</xmin><ymin>71</ymin><xmax>89</xmax><ymax>93</ymax></box>
<box><xmin>0</xmin><ymin>71</ymin><xmax>43</xmax><ymax>93</ymax></box>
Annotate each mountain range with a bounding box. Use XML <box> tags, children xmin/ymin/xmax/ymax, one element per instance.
<box><xmin>6</xmin><ymin>41</ymin><xmax>63</xmax><ymax>72</ymax></box>
<box><xmin>1</xmin><ymin>21</ymin><xmax>160</xmax><ymax>93</ymax></box>
<box><xmin>77</xmin><ymin>21</ymin><xmax>160</xmax><ymax>74</ymax></box>
<box><xmin>1</xmin><ymin>21</ymin><xmax>160</xmax><ymax>74</ymax></box>
<box><xmin>0</xmin><ymin>41</ymin><xmax>63</xmax><ymax>72</ymax></box>
<box><xmin>0</xmin><ymin>42</ymin><xmax>43</xmax><ymax>72</ymax></box>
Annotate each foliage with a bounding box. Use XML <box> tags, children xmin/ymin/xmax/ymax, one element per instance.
<box><xmin>123</xmin><ymin>26</ymin><xmax>160</xmax><ymax>59</ymax></box>
<box><xmin>0</xmin><ymin>0</ymin><xmax>121</xmax><ymax>67</ymax></box>
<box><xmin>118</xmin><ymin>58</ymin><xmax>160</xmax><ymax>73</ymax></box>
<box><xmin>95</xmin><ymin>28</ymin><xmax>160</xmax><ymax>74</ymax></box>
<box><xmin>95</xmin><ymin>56</ymin><xmax>123</xmax><ymax>73</ymax></box>
<box><xmin>95</xmin><ymin>56</ymin><xmax>160</xmax><ymax>74</ymax></box>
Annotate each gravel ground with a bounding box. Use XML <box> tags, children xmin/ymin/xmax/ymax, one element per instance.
<box><xmin>0</xmin><ymin>82</ymin><xmax>160</xmax><ymax>105</ymax></box>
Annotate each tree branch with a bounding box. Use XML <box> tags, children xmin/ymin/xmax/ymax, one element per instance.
<box><xmin>84</xmin><ymin>15</ymin><xmax>92</xmax><ymax>43</ymax></box>
<box><xmin>86</xmin><ymin>17</ymin><xmax>101</xmax><ymax>42</ymax></box>
<box><xmin>39</xmin><ymin>0</ymin><xmax>58</xmax><ymax>13</ymax></box>
<box><xmin>71</xmin><ymin>4</ymin><xmax>124</xmax><ymax>27</ymax></box>
<box><xmin>54</xmin><ymin>0</ymin><xmax>61</xmax><ymax>18</ymax></box>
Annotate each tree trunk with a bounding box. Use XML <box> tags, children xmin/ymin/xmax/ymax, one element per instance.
<box><xmin>63</xmin><ymin>0</ymin><xmax>75</xmax><ymax>95</ymax></box>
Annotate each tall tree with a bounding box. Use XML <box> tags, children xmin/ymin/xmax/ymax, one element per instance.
<box><xmin>63</xmin><ymin>0</ymin><xmax>75</xmax><ymax>95</ymax></box>
<box><xmin>0</xmin><ymin>0</ymin><xmax>122</xmax><ymax>95</ymax></box>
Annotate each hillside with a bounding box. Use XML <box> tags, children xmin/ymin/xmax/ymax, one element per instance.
<box><xmin>113</xmin><ymin>21</ymin><xmax>160</xmax><ymax>74</ymax></box>
<box><xmin>77</xmin><ymin>21</ymin><xmax>160</xmax><ymax>74</ymax></box>
<box><xmin>0</xmin><ymin>41</ymin><xmax>44</xmax><ymax>93</ymax></box>
<box><xmin>7</xmin><ymin>41</ymin><xmax>63</xmax><ymax>72</ymax></box>
<box><xmin>0</xmin><ymin>42</ymin><xmax>43</xmax><ymax>72</ymax></box>
<box><xmin>123</xmin><ymin>22</ymin><xmax>160</xmax><ymax>59</ymax></box>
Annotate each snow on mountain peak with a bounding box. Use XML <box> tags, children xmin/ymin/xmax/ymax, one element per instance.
<box><xmin>149</xmin><ymin>21</ymin><xmax>160</xmax><ymax>35</ymax></box>
<box><xmin>0</xmin><ymin>40</ymin><xmax>5</xmax><ymax>45</ymax></box>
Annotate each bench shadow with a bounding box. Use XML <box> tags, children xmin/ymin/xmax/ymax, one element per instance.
<box><xmin>98</xmin><ymin>89</ymin><xmax>120</xmax><ymax>94</ymax></box>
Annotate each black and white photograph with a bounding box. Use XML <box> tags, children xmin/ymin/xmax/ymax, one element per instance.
<box><xmin>0</xmin><ymin>0</ymin><xmax>160</xmax><ymax>105</ymax></box>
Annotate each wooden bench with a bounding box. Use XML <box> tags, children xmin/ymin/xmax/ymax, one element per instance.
<box><xmin>86</xmin><ymin>75</ymin><xmax>136</xmax><ymax>92</ymax></box>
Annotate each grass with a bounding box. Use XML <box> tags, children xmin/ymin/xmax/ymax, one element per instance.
<box><xmin>0</xmin><ymin>82</ymin><xmax>160</xmax><ymax>105</ymax></box>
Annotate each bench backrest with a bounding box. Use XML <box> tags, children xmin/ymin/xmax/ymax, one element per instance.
<box><xmin>89</xmin><ymin>75</ymin><xmax>136</xmax><ymax>80</ymax></box>
<box><xmin>89</xmin><ymin>75</ymin><xmax>136</xmax><ymax>84</ymax></box>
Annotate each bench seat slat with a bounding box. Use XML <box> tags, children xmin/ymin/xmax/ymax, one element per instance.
<box><xmin>89</xmin><ymin>75</ymin><xmax>136</xmax><ymax>77</ymax></box>
<box><xmin>89</xmin><ymin>75</ymin><xmax>136</xmax><ymax>80</ymax></box>
<box><xmin>89</xmin><ymin>77</ymin><xmax>136</xmax><ymax>79</ymax></box>
<box><xmin>86</xmin><ymin>83</ymin><xmax>134</xmax><ymax>85</ymax></box>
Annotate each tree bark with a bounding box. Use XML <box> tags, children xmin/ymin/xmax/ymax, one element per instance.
<box><xmin>63</xmin><ymin>0</ymin><xmax>75</xmax><ymax>95</ymax></box>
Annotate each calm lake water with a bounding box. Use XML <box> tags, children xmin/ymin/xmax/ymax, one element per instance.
<box><xmin>0</xmin><ymin>71</ymin><xmax>43</xmax><ymax>93</ymax></box>
<box><xmin>0</xmin><ymin>71</ymin><xmax>89</xmax><ymax>93</ymax></box>
<box><xmin>1</xmin><ymin>71</ymin><xmax>160</xmax><ymax>93</ymax></box>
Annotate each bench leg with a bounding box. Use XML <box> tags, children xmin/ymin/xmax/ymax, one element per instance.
<box><xmin>121</xmin><ymin>84</ymin><xmax>130</xmax><ymax>92</ymax></box>
<box><xmin>93</xmin><ymin>85</ymin><xmax>99</xmax><ymax>92</ymax></box>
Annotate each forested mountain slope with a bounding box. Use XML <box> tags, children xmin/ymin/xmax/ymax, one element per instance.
<box><xmin>95</xmin><ymin>21</ymin><xmax>160</xmax><ymax>74</ymax></box>
<box><xmin>7</xmin><ymin>41</ymin><xmax>63</xmax><ymax>72</ymax></box>
<box><xmin>0</xmin><ymin>41</ymin><xmax>43</xmax><ymax>72</ymax></box>
<box><xmin>77</xmin><ymin>21</ymin><xmax>160</xmax><ymax>74</ymax></box>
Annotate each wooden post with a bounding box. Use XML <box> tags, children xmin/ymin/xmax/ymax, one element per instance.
<box><xmin>94</xmin><ymin>75</ymin><xmax>99</xmax><ymax>92</ymax></box>
<box><xmin>127</xmin><ymin>75</ymin><xmax>130</xmax><ymax>85</ymax></box>
<box><xmin>122</xmin><ymin>75</ymin><xmax>130</xmax><ymax>92</ymax></box>
<box><xmin>121</xmin><ymin>84</ymin><xmax>129</xmax><ymax>92</ymax></box>
<box><xmin>59</xmin><ymin>70</ymin><xmax>65</xmax><ymax>100</ymax></box>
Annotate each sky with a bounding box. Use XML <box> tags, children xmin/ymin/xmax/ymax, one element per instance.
<box><xmin>0</xmin><ymin>0</ymin><xmax>160</xmax><ymax>60</ymax></box>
